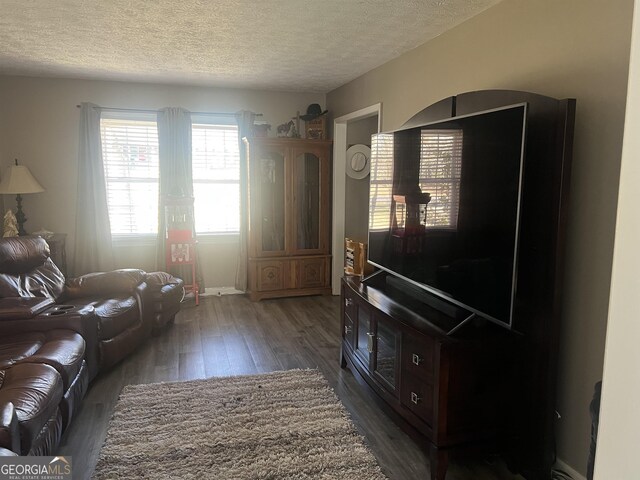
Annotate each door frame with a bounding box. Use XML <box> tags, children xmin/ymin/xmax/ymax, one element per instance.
<box><xmin>331</xmin><ymin>103</ymin><xmax>382</xmax><ymax>295</ymax></box>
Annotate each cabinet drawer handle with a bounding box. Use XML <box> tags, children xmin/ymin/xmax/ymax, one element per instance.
<box><xmin>345</xmin><ymin>298</ymin><xmax>353</xmax><ymax>307</ymax></box>
<box><xmin>344</xmin><ymin>325</ymin><xmax>352</xmax><ymax>335</ymax></box>
<box><xmin>366</xmin><ymin>332</ymin><xmax>375</xmax><ymax>353</ymax></box>
<box><xmin>411</xmin><ymin>392</ymin><xmax>421</xmax><ymax>405</ymax></box>
<box><xmin>412</xmin><ymin>353</ymin><xmax>423</xmax><ymax>366</ymax></box>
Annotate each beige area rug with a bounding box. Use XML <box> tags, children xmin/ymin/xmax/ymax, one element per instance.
<box><xmin>93</xmin><ymin>369</ymin><xmax>386</xmax><ymax>479</ymax></box>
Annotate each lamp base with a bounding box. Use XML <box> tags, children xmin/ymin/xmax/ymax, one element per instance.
<box><xmin>15</xmin><ymin>194</ymin><xmax>28</xmax><ymax>236</ymax></box>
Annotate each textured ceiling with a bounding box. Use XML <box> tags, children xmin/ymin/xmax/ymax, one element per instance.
<box><xmin>0</xmin><ymin>0</ymin><xmax>501</xmax><ymax>93</ymax></box>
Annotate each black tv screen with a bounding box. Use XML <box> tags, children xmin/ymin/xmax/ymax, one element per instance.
<box><xmin>368</xmin><ymin>104</ymin><xmax>527</xmax><ymax>327</ymax></box>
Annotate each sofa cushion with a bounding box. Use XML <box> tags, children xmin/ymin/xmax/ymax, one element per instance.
<box><xmin>64</xmin><ymin>295</ymin><xmax>140</xmax><ymax>341</ymax></box>
<box><xmin>0</xmin><ymin>335</ymin><xmax>43</xmax><ymax>369</ymax></box>
<box><xmin>17</xmin><ymin>331</ymin><xmax>85</xmax><ymax>390</ymax></box>
<box><xmin>0</xmin><ymin>363</ymin><xmax>63</xmax><ymax>454</ymax></box>
<box><xmin>0</xmin><ymin>331</ymin><xmax>85</xmax><ymax>391</ymax></box>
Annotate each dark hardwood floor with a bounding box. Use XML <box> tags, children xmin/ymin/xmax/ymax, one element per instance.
<box><xmin>57</xmin><ymin>294</ymin><xmax>523</xmax><ymax>480</ymax></box>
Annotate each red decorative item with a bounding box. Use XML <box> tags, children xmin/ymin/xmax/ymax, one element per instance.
<box><xmin>164</xmin><ymin>195</ymin><xmax>199</xmax><ymax>305</ymax></box>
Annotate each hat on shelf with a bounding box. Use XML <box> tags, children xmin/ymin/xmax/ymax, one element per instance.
<box><xmin>300</xmin><ymin>103</ymin><xmax>328</xmax><ymax>121</ymax></box>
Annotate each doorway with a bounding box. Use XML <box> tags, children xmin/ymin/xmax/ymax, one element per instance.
<box><xmin>331</xmin><ymin>104</ymin><xmax>381</xmax><ymax>294</ymax></box>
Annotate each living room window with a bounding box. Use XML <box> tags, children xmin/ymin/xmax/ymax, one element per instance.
<box><xmin>191</xmin><ymin>122</ymin><xmax>240</xmax><ymax>234</ymax></box>
<box><xmin>100</xmin><ymin>114</ymin><xmax>241</xmax><ymax>238</ymax></box>
<box><xmin>101</xmin><ymin>114</ymin><xmax>160</xmax><ymax>236</ymax></box>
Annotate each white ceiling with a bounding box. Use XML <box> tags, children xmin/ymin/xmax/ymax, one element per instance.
<box><xmin>0</xmin><ymin>0</ymin><xmax>501</xmax><ymax>93</ymax></box>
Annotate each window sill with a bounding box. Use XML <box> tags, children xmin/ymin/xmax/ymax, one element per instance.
<box><xmin>112</xmin><ymin>235</ymin><xmax>156</xmax><ymax>248</ymax></box>
<box><xmin>196</xmin><ymin>233</ymin><xmax>240</xmax><ymax>245</ymax></box>
<box><xmin>111</xmin><ymin>233</ymin><xmax>239</xmax><ymax>248</ymax></box>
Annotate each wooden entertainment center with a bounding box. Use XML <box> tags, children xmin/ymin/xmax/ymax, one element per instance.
<box><xmin>341</xmin><ymin>275</ymin><xmax>515</xmax><ymax>480</ymax></box>
<box><xmin>340</xmin><ymin>90</ymin><xmax>576</xmax><ymax>480</ymax></box>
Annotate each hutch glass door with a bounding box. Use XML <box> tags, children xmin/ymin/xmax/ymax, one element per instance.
<box><xmin>259</xmin><ymin>151</ymin><xmax>286</xmax><ymax>253</ymax></box>
<box><xmin>294</xmin><ymin>152</ymin><xmax>321</xmax><ymax>252</ymax></box>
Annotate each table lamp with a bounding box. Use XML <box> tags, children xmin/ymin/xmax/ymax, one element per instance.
<box><xmin>0</xmin><ymin>159</ymin><xmax>45</xmax><ymax>235</ymax></box>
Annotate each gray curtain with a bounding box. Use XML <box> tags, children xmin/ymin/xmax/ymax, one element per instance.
<box><xmin>234</xmin><ymin>110</ymin><xmax>256</xmax><ymax>292</ymax></box>
<box><xmin>73</xmin><ymin>102</ymin><xmax>114</xmax><ymax>275</ymax></box>
<box><xmin>156</xmin><ymin>107</ymin><xmax>205</xmax><ymax>288</ymax></box>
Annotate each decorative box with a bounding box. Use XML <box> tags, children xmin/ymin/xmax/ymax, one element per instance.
<box><xmin>305</xmin><ymin>116</ymin><xmax>327</xmax><ymax>140</ymax></box>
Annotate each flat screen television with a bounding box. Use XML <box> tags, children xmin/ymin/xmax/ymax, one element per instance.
<box><xmin>367</xmin><ymin>103</ymin><xmax>527</xmax><ymax>329</ymax></box>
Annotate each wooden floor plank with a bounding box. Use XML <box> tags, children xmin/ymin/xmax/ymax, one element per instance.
<box><xmin>57</xmin><ymin>294</ymin><xmax>522</xmax><ymax>480</ymax></box>
<box><xmin>200</xmin><ymin>335</ymin><xmax>231</xmax><ymax>378</ymax></box>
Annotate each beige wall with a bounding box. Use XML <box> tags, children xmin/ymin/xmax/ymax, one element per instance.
<box><xmin>326</xmin><ymin>0</ymin><xmax>634</xmax><ymax>475</ymax></box>
<box><xmin>0</xmin><ymin>75</ymin><xmax>323</xmax><ymax>287</ymax></box>
<box><xmin>595</xmin><ymin>0</ymin><xmax>639</xmax><ymax>477</ymax></box>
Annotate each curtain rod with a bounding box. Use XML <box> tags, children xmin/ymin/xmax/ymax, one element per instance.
<box><xmin>75</xmin><ymin>104</ymin><xmax>263</xmax><ymax>117</ymax></box>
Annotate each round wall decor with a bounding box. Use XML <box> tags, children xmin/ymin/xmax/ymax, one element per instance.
<box><xmin>346</xmin><ymin>144</ymin><xmax>371</xmax><ymax>179</ymax></box>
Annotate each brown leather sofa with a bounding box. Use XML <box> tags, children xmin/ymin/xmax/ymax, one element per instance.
<box><xmin>0</xmin><ymin>236</ymin><xmax>184</xmax><ymax>456</ymax></box>
<box><xmin>0</xmin><ymin>236</ymin><xmax>184</xmax><ymax>371</ymax></box>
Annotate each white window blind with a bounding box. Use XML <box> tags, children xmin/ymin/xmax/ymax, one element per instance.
<box><xmin>100</xmin><ymin>116</ymin><xmax>159</xmax><ymax>236</ymax></box>
<box><xmin>191</xmin><ymin>123</ymin><xmax>240</xmax><ymax>233</ymax></box>
<box><xmin>419</xmin><ymin>129</ymin><xmax>463</xmax><ymax>228</ymax></box>
<box><xmin>369</xmin><ymin>134</ymin><xmax>395</xmax><ymax>231</ymax></box>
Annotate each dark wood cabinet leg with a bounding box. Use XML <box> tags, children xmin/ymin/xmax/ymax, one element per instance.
<box><xmin>429</xmin><ymin>444</ymin><xmax>449</xmax><ymax>480</ymax></box>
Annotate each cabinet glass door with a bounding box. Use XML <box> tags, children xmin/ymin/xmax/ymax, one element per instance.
<box><xmin>374</xmin><ymin>316</ymin><xmax>398</xmax><ymax>390</ymax></box>
<box><xmin>355</xmin><ymin>307</ymin><xmax>373</xmax><ymax>366</ymax></box>
<box><xmin>294</xmin><ymin>153</ymin><xmax>320</xmax><ymax>251</ymax></box>
<box><xmin>259</xmin><ymin>151</ymin><xmax>285</xmax><ymax>253</ymax></box>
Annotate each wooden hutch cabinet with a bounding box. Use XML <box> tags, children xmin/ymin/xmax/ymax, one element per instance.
<box><xmin>244</xmin><ymin>137</ymin><xmax>332</xmax><ymax>301</ymax></box>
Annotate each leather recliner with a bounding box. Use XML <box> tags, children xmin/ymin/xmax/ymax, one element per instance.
<box><xmin>0</xmin><ymin>236</ymin><xmax>168</xmax><ymax>371</ymax></box>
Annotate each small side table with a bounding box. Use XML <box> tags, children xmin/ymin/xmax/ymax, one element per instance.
<box><xmin>45</xmin><ymin>233</ymin><xmax>67</xmax><ymax>276</ymax></box>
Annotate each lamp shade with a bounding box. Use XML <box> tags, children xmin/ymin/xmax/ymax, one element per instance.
<box><xmin>0</xmin><ymin>165</ymin><xmax>45</xmax><ymax>194</ymax></box>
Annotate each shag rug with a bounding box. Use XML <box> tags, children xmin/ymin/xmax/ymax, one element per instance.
<box><xmin>93</xmin><ymin>369</ymin><xmax>386</xmax><ymax>479</ymax></box>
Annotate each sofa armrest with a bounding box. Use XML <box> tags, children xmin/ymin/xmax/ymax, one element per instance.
<box><xmin>0</xmin><ymin>297</ymin><xmax>54</xmax><ymax>321</ymax></box>
<box><xmin>64</xmin><ymin>269</ymin><xmax>146</xmax><ymax>298</ymax></box>
<box><xmin>0</xmin><ymin>402</ymin><xmax>20</xmax><ymax>454</ymax></box>
<box><xmin>145</xmin><ymin>271</ymin><xmax>183</xmax><ymax>290</ymax></box>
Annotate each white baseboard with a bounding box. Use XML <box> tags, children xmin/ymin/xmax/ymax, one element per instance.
<box><xmin>203</xmin><ymin>287</ymin><xmax>243</xmax><ymax>297</ymax></box>
<box><xmin>554</xmin><ymin>458</ymin><xmax>587</xmax><ymax>480</ymax></box>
